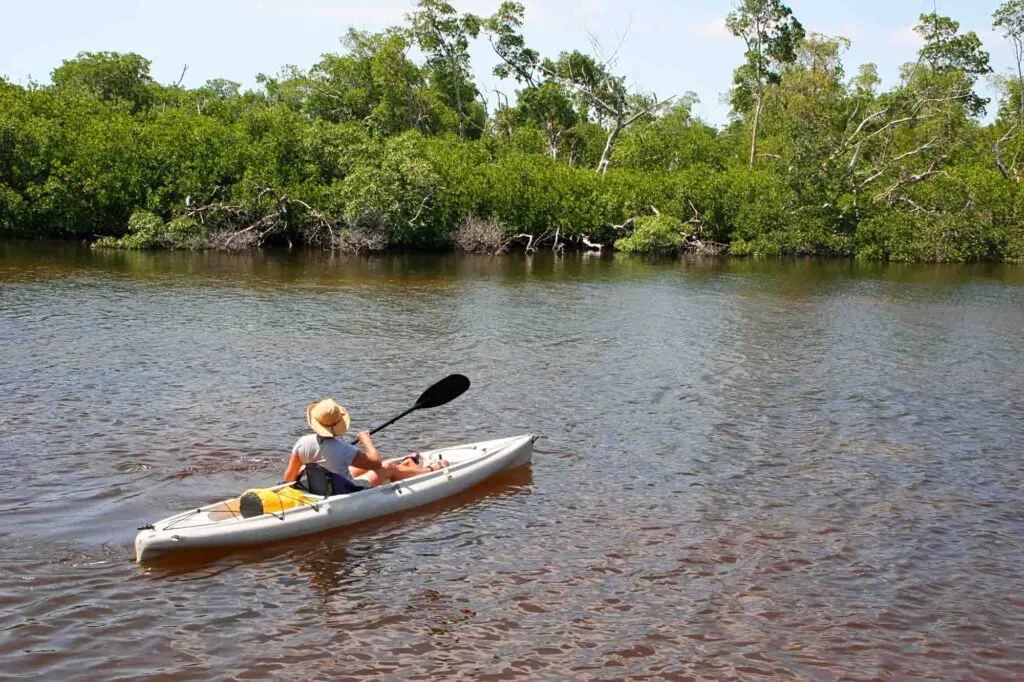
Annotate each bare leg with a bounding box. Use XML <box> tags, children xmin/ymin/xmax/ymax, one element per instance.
<box><xmin>352</xmin><ymin>468</ymin><xmax>385</xmax><ymax>488</ymax></box>
<box><xmin>390</xmin><ymin>458</ymin><xmax>449</xmax><ymax>482</ymax></box>
<box><xmin>350</xmin><ymin>456</ymin><xmax>448</xmax><ymax>486</ymax></box>
<box><xmin>350</xmin><ymin>454</ymin><xmax>417</xmax><ymax>479</ymax></box>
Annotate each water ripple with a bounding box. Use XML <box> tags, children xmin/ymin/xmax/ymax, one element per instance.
<box><xmin>1</xmin><ymin>247</ymin><xmax>1022</xmax><ymax>679</ymax></box>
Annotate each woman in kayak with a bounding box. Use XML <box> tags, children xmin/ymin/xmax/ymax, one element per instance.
<box><xmin>282</xmin><ymin>398</ymin><xmax>447</xmax><ymax>493</ymax></box>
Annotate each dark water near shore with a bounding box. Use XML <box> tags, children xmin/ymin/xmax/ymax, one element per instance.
<box><xmin>1</xmin><ymin>240</ymin><xmax>1022</xmax><ymax>680</ymax></box>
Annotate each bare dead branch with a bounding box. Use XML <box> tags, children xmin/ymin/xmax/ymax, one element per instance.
<box><xmin>874</xmin><ymin>160</ymin><xmax>949</xmax><ymax>204</ymax></box>
<box><xmin>889</xmin><ymin>138</ymin><xmax>938</xmax><ymax>163</ymax></box>
<box><xmin>408</xmin><ymin>190</ymin><xmax>435</xmax><ymax>227</ymax></box>
<box><xmin>584</xmin><ymin>18</ymin><xmax>633</xmax><ymax>73</ymax></box>
<box><xmin>486</xmin><ymin>35</ymin><xmax>538</xmax><ymax>87</ymax></box>
<box><xmin>993</xmin><ymin>121</ymin><xmax>1021</xmax><ymax>182</ymax></box>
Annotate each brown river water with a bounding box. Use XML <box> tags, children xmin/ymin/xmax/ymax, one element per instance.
<box><xmin>1</xmin><ymin>241</ymin><xmax>1022</xmax><ymax>680</ymax></box>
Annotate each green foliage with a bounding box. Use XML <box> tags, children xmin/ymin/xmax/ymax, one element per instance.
<box><xmin>916</xmin><ymin>14</ymin><xmax>991</xmax><ymax>76</ymax></box>
<box><xmin>0</xmin><ymin>184</ymin><xmax>28</xmax><ymax>235</ymax></box>
<box><xmin>854</xmin><ymin>212</ymin><xmax>990</xmax><ymax>263</ymax></box>
<box><xmin>614</xmin><ymin>100</ymin><xmax>722</xmax><ymax>172</ymax></box>
<box><xmin>994</xmin><ymin>0</ymin><xmax>1024</xmax><ymax>38</ymax></box>
<box><xmin>335</xmin><ymin>131</ymin><xmax>445</xmax><ymax>246</ymax></box>
<box><xmin>913</xmin><ymin>13</ymin><xmax>992</xmax><ymax>115</ymax></box>
<box><xmin>483</xmin><ymin>2</ymin><xmax>538</xmax><ymax>84</ymax></box>
<box><xmin>94</xmin><ymin>210</ymin><xmax>209</xmax><ymax>250</ymax></box>
<box><xmin>0</xmin><ymin>1</ymin><xmax>1022</xmax><ymax>262</ymax></box>
<box><xmin>513</xmin><ymin>81</ymin><xmax>579</xmax><ymax>158</ymax></box>
<box><xmin>51</xmin><ymin>52</ymin><xmax>155</xmax><ymax>112</ymax></box>
<box><xmin>407</xmin><ymin>0</ymin><xmax>485</xmax><ymax>138</ymax></box>
<box><xmin>615</xmin><ymin>215</ymin><xmax>687</xmax><ymax>255</ymax></box>
<box><xmin>726</xmin><ymin>0</ymin><xmax>805</xmax><ymax>110</ymax></box>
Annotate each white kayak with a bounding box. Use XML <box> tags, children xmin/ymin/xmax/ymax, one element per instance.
<box><xmin>135</xmin><ymin>434</ymin><xmax>535</xmax><ymax>562</ymax></box>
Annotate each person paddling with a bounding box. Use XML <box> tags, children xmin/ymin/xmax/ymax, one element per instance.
<box><xmin>282</xmin><ymin>398</ymin><xmax>447</xmax><ymax>494</ymax></box>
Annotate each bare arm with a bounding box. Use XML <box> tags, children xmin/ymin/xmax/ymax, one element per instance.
<box><xmin>283</xmin><ymin>451</ymin><xmax>303</xmax><ymax>483</ymax></box>
<box><xmin>351</xmin><ymin>431</ymin><xmax>382</xmax><ymax>470</ymax></box>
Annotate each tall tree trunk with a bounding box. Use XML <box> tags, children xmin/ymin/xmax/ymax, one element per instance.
<box><xmin>451</xmin><ymin>57</ymin><xmax>465</xmax><ymax>137</ymax></box>
<box><xmin>1016</xmin><ymin>45</ymin><xmax>1024</xmax><ymax>129</ymax></box>
<box><xmin>568</xmin><ymin>145</ymin><xmax>579</xmax><ymax>167</ymax></box>
<box><xmin>432</xmin><ymin>24</ymin><xmax>466</xmax><ymax>138</ymax></box>
<box><xmin>749</xmin><ymin>88</ymin><xmax>763</xmax><ymax>168</ymax></box>
<box><xmin>545</xmin><ymin>122</ymin><xmax>559</xmax><ymax>159</ymax></box>
<box><xmin>597</xmin><ymin>119</ymin><xmax>623</xmax><ymax>174</ymax></box>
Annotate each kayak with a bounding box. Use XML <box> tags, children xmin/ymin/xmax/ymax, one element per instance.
<box><xmin>135</xmin><ymin>434</ymin><xmax>535</xmax><ymax>562</ymax></box>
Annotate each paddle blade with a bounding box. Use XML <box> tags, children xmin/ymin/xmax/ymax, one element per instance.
<box><xmin>414</xmin><ymin>374</ymin><xmax>470</xmax><ymax>409</ymax></box>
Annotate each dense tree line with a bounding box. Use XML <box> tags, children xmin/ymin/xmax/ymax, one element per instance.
<box><xmin>2</xmin><ymin>0</ymin><xmax>1024</xmax><ymax>261</ymax></box>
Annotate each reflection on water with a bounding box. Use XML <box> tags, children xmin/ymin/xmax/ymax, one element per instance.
<box><xmin>1</xmin><ymin>240</ymin><xmax>1022</xmax><ymax>680</ymax></box>
<box><xmin>5</xmin><ymin>239</ymin><xmax>1022</xmax><ymax>288</ymax></box>
<box><xmin>141</xmin><ymin>466</ymin><xmax>534</xmax><ymax>579</ymax></box>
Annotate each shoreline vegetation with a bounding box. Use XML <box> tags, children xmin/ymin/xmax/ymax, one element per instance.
<box><xmin>2</xmin><ymin>2</ymin><xmax>1024</xmax><ymax>262</ymax></box>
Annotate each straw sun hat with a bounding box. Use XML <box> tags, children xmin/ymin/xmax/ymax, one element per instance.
<box><xmin>306</xmin><ymin>398</ymin><xmax>351</xmax><ymax>437</ymax></box>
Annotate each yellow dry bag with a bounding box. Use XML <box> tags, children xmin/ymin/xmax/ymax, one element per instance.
<box><xmin>230</xmin><ymin>486</ymin><xmax>317</xmax><ymax>518</ymax></box>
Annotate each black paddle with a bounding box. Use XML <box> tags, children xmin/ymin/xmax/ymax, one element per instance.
<box><xmin>348</xmin><ymin>374</ymin><xmax>470</xmax><ymax>443</ymax></box>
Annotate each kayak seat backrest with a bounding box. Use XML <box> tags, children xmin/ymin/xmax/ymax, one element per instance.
<box><xmin>303</xmin><ymin>463</ymin><xmax>334</xmax><ymax>496</ymax></box>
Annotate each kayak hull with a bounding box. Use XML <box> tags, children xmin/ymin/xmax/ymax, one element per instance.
<box><xmin>135</xmin><ymin>434</ymin><xmax>534</xmax><ymax>562</ymax></box>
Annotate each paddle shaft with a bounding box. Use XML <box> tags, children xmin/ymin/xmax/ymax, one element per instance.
<box><xmin>365</xmin><ymin>405</ymin><xmax>418</xmax><ymax>437</ymax></box>
<box><xmin>345</xmin><ymin>374</ymin><xmax>470</xmax><ymax>445</ymax></box>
